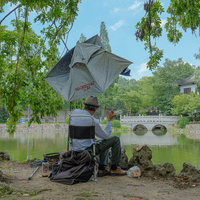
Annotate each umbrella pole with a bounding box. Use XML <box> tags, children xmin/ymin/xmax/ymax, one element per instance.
<box><xmin>67</xmin><ymin>102</ymin><xmax>72</xmax><ymax>151</ymax></box>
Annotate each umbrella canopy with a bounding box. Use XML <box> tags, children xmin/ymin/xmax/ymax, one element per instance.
<box><xmin>45</xmin><ymin>35</ymin><xmax>132</xmax><ymax>102</ymax></box>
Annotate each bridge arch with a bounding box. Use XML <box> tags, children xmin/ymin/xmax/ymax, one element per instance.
<box><xmin>133</xmin><ymin>124</ymin><xmax>147</xmax><ymax>131</ymax></box>
<box><xmin>132</xmin><ymin>124</ymin><xmax>148</xmax><ymax>136</ymax></box>
<box><xmin>151</xmin><ymin>124</ymin><xmax>167</xmax><ymax>136</ymax></box>
<box><xmin>151</xmin><ymin>124</ymin><xmax>167</xmax><ymax>131</ymax></box>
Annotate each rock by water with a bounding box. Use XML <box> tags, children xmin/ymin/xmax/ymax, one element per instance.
<box><xmin>0</xmin><ymin>152</ymin><xmax>10</xmax><ymax>161</ymax></box>
<box><xmin>128</xmin><ymin>145</ymin><xmax>154</xmax><ymax>176</ymax></box>
<box><xmin>178</xmin><ymin>162</ymin><xmax>200</xmax><ymax>182</ymax></box>
<box><xmin>119</xmin><ymin>147</ymin><xmax>129</xmax><ymax>169</ymax></box>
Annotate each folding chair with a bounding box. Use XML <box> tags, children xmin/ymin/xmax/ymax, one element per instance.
<box><xmin>68</xmin><ymin>114</ymin><xmax>98</xmax><ymax>181</ymax></box>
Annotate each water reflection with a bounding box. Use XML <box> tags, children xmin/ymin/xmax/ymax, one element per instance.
<box><xmin>133</xmin><ymin>129</ymin><xmax>147</xmax><ymax>136</ymax></box>
<box><xmin>152</xmin><ymin>129</ymin><xmax>167</xmax><ymax>136</ymax></box>
<box><xmin>1</xmin><ymin>129</ymin><xmax>200</xmax><ymax>174</ymax></box>
<box><xmin>120</xmin><ymin>131</ymin><xmax>178</xmax><ymax>146</ymax></box>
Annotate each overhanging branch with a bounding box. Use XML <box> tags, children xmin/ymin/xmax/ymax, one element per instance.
<box><xmin>0</xmin><ymin>4</ymin><xmax>22</xmax><ymax>25</ymax></box>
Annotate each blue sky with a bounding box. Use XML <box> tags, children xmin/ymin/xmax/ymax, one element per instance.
<box><xmin>1</xmin><ymin>0</ymin><xmax>199</xmax><ymax>80</ymax></box>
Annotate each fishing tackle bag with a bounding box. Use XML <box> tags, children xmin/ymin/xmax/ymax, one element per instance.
<box><xmin>49</xmin><ymin>150</ymin><xmax>95</xmax><ymax>185</ymax></box>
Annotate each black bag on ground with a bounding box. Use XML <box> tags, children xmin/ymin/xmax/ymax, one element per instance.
<box><xmin>49</xmin><ymin>150</ymin><xmax>95</xmax><ymax>185</ymax></box>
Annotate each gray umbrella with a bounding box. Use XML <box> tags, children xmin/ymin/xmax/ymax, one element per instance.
<box><xmin>45</xmin><ymin>35</ymin><xmax>132</xmax><ymax>102</ymax></box>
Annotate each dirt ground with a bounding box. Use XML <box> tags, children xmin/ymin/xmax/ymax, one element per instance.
<box><xmin>0</xmin><ymin>161</ymin><xmax>200</xmax><ymax>200</ymax></box>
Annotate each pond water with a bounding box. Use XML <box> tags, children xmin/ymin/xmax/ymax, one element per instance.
<box><xmin>0</xmin><ymin>129</ymin><xmax>200</xmax><ymax>174</ymax></box>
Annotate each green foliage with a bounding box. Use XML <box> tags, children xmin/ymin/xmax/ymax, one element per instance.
<box><xmin>112</xmin><ymin>120</ymin><xmax>121</xmax><ymax>128</ymax></box>
<box><xmin>66</xmin><ymin>117</ymin><xmax>69</xmax><ymax>124</ymax></box>
<box><xmin>135</xmin><ymin>0</ymin><xmax>164</xmax><ymax>69</ymax></box>
<box><xmin>195</xmin><ymin>66</ymin><xmax>200</xmax><ymax>90</ymax></box>
<box><xmin>176</xmin><ymin>117</ymin><xmax>190</xmax><ymax>128</ymax></box>
<box><xmin>100</xmin><ymin>21</ymin><xmax>111</xmax><ymax>52</ymax></box>
<box><xmin>100</xmin><ymin>119</ymin><xmax>108</xmax><ymax>124</ymax></box>
<box><xmin>0</xmin><ymin>185</ymin><xmax>12</xmax><ymax>198</ymax></box>
<box><xmin>0</xmin><ymin>106</ymin><xmax>9</xmax><ymax>123</ymax></box>
<box><xmin>171</xmin><ymin>93</ymin><xmax>200</xmax><ymax>122</ymax></box>
<box><xmin>166</xmin><ymin>0</ymin><xmax>200</xmax><ymax>43</ymax></box>
<box><xmin>151</xmin><ymin>58</ymin><xmax>195</xmax><ymax>114</ymax></box>
<box><xmin>79</xmin><ymin>33</ymin><xmax>87</xmax><ymax>43</ymax></box>
<box><xmin>121</xmin><ymin>91</ymin><xmax>142</xmax><ymax>115</ymax></box>
<box><xmin>135</xmin><ymin>0</ymin><xmax>200</xmax><ymax>69</ymax></box>
<box><xmin>0</xmin><ymin>1</ymin><xmax>81</xmax><ymax>133</ymax></box>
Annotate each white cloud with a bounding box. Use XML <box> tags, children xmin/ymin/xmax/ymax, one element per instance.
<box><xmin>110</xmin><ymin>20</ymin><xmax>125</xmax><ymax>31</ymax></box>
<box><xmin>138</xmin><ymin>63</ymin><xmax>148</xmax><ymax>74</ymax></box>
<box><xmin>128</xmin><ymin>1</ymin><xmax>143</xmax><ymax>10</ymax></box>
<box><xmin>112</xmin><ymin>7</ymin><xmax>120</xmax><ymax>13</ymax></box>
<box><xmin>161</xmin><ymin>19</ymin><xmax>167</xmax><ymax>26</ymax></box>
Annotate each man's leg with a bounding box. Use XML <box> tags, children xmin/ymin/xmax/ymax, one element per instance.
<box><xmin>86</xmin><ymin>135</ymin><xmax>126</xmax><ymax>176</ymax></box>
<box><xmin>99</xmin><ymin>150</ymin><xmax>109</xmax><ymax>166</ymax></box>
<box><xmin>95</xmin><ymin>135</ymin><xmax>122</xmax><ymax>165</ymax></box>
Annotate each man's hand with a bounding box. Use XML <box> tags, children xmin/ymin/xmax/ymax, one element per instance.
<box><xmin>108</xmin><ymin>110</ymin><xmax>115</xmax><ymax>121</ymax></box>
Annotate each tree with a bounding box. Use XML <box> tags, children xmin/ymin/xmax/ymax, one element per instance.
<box><xmin>138</xmin><ymin>76</ymin><xmax>154</xmax><ymax>111</ymax></box>
<box><xmin>97</xmin><ymin>21</ymin><xmax>113</xmax><ymax>118</ymax></box>
<box><xmin>109</xmin><ymin>96</ymin><xmax>128</xmax><ymax>119</ymax></box>
<box><xmin>100</xmin><ymin>21</ymin><xmax>111</xmax><ymax>52</ymax></box>
<box><xmin>135</xmin><ymin>0</ymin><xmax>200</xmax><ymax>70</ymax></box>
<box><xmin>171</xmin><ymin>93</ymin><xmax>200</xmax><ymax>122</ymax></box>
<box><xmin>0</xmin><ymin>105</ymin><xmax>10</xmax><ymax>123</ymax></box>
<box><xmin>150</xmin><ymin>58</ymin><xmax>195</xmax><ymax>115</ymax></box>
<box><xmin>117</xmin><ymin>77</ymin><xmax>140</xmax><ymax>94</ymax></box>
<box><xmin>0</xmin><ymin>0</ymin><xmax>81</xmax><ymax>133</ymax></box>
<box><xmin>121</xmin><ymin>91</ymin><xmax>142</xmax><ymax>115</ymax></box>
<box><xmin>194</xmin><ymin>49</ymin><xmax>200</xmax><ymax>89</ymax></box>
<box><xmin>79</xmin><ymin>33</ymin><xmax>87</xmax><ymax>43</ymax></box>
<box><xmin>96</xmin><ymin>83</ymin><xmax>119</xmax><ymax>118</ymax></box>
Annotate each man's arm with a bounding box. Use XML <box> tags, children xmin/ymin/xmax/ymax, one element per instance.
<box><xmin>95</xmin><ymin>110</ymin><xmax>115</xmax><ymax>139</ymax></box>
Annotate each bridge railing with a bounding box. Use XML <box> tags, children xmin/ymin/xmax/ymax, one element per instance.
<box><xmin>120</xmin><ymin>115</ymin><xmax>180</xmax><ymax>123</ymax></box>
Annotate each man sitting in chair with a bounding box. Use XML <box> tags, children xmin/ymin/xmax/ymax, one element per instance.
<box><xmin>70</xmin><ymin>96</ymin><xmax>127</xmax><ymax>177</ymax></box>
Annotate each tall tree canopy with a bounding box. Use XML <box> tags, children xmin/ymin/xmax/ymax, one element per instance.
<box><xmin>100</xmin><ymin>21</ymin><xmax>111</xmax><ymax>52</ymax></box>
<box><xmin>97</xmin><ymin>21</ymin><xmax>113</xmax><ymax>118</ymax></box>
<box><xmin>150</xmin><ymin>58</ymin><xmax>195</xmax><ymax>115</ymax></box>
<box><xmin>79</xmin><ymin>33</ymin><xmax>86</xmax><ymax>43</ymax></box>
<box><xmin>135</xmin><ymin>0</ymin><xmax>200</xmax><ymax>70</ymax></box>
<box><xmin>0</xmin><ymin>0</ymin><xmax>81</xmax><ymax>133</ymax></box>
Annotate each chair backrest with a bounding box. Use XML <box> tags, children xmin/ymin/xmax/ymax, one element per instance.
<box><xmin>69</xmin><ymin>125</ymin><xmax>95</xmax><ymax>139</ymax></box>
<box><xmin>68</xmin><ymin>114</ymin><xmax>95</xmax><ymax>146</ymax></box>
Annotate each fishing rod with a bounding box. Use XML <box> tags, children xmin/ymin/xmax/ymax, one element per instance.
<box><xmin>28</xmin><ymin>166</ymin><xmax>39</xmax><ymax>180</ymax></box>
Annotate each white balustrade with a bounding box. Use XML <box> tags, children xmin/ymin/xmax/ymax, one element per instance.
<box><xmin>120</xmin><ymin>115</ymin><xmax>179</xmax><ymax>123</ymax></box>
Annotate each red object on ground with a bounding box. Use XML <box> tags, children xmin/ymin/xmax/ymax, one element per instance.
<box><xmin>132</xmin><ymin>198</ymin><xmax>140</xmax><ymax>200</ymax></box>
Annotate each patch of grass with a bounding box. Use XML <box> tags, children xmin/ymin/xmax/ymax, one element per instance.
<box><xmin>113</xmin><ymin>126</ymin><xmax>129</xmax><ymax>130</ymax></box>
<box><xmin>29</xmin><ymin>191</ymin><xmax>38</xmax><ymax>196</ymax></box>
<box><xmin>6</xmin><ymin>166</ymin><xmax>11</xmax><ymax>172</ymax></box>
<box><xmin>100</xmin><ymin>119</ymin><xmax>108</xmax><ymax>124</ymax></box>
<box><xmin>0</xmin><ymin>185</ymin><xmax>13</xmax><ymax>197</ymax></box>
<box><xmin>75</xmin><ymin>191</ymin><xmax>91</xmax><ymax>200</ymax></box>
<box><xmin>110</xmin><ymin>131</ymin><xmax>129</xmax><ymax>138</ymax></box>
<box><xmin>54</xmin><ymin>123</ymin><xmax>60</xmax><ymax>127</ymax></box>
<box><xmin>103</xmin><ymin>126</ymin><xmax>129</xmax><ymax>130</ymax></box>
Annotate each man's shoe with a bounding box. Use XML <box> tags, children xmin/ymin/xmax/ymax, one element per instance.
<box><xmin>110</xmin><ymin>167</ymin><xmax>127</xmax><ymax>176</ymax></box>
<box><xmin>97</xmin><ymin>168</ymin><xmax>110</xmax><ymax>177</ymax></box>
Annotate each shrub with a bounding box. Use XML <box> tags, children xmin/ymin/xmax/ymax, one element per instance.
<box><xmin>176</xmin><ymin>117</ymin><xmax>190</xmax><ymax>128</ymax></box>
<box><xmin>66</xmin><ymin>118</ymin><xmax>69</xmax><ymax>124</ymax></box>
<box><xmin>100</xmin><ymin>119</ymin><xmax>108</xmax><ymax>124</ymax></box>
<box><xmin>112</xmin><ymin>120</ymin><xmax>121</xmax><ymax>128</ymax></box>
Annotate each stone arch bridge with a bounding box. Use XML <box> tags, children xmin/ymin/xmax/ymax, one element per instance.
<box><xmin>120</xmin><ymin>115</ymin><xmax>180</xmax><ymax>131</ymax></box>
